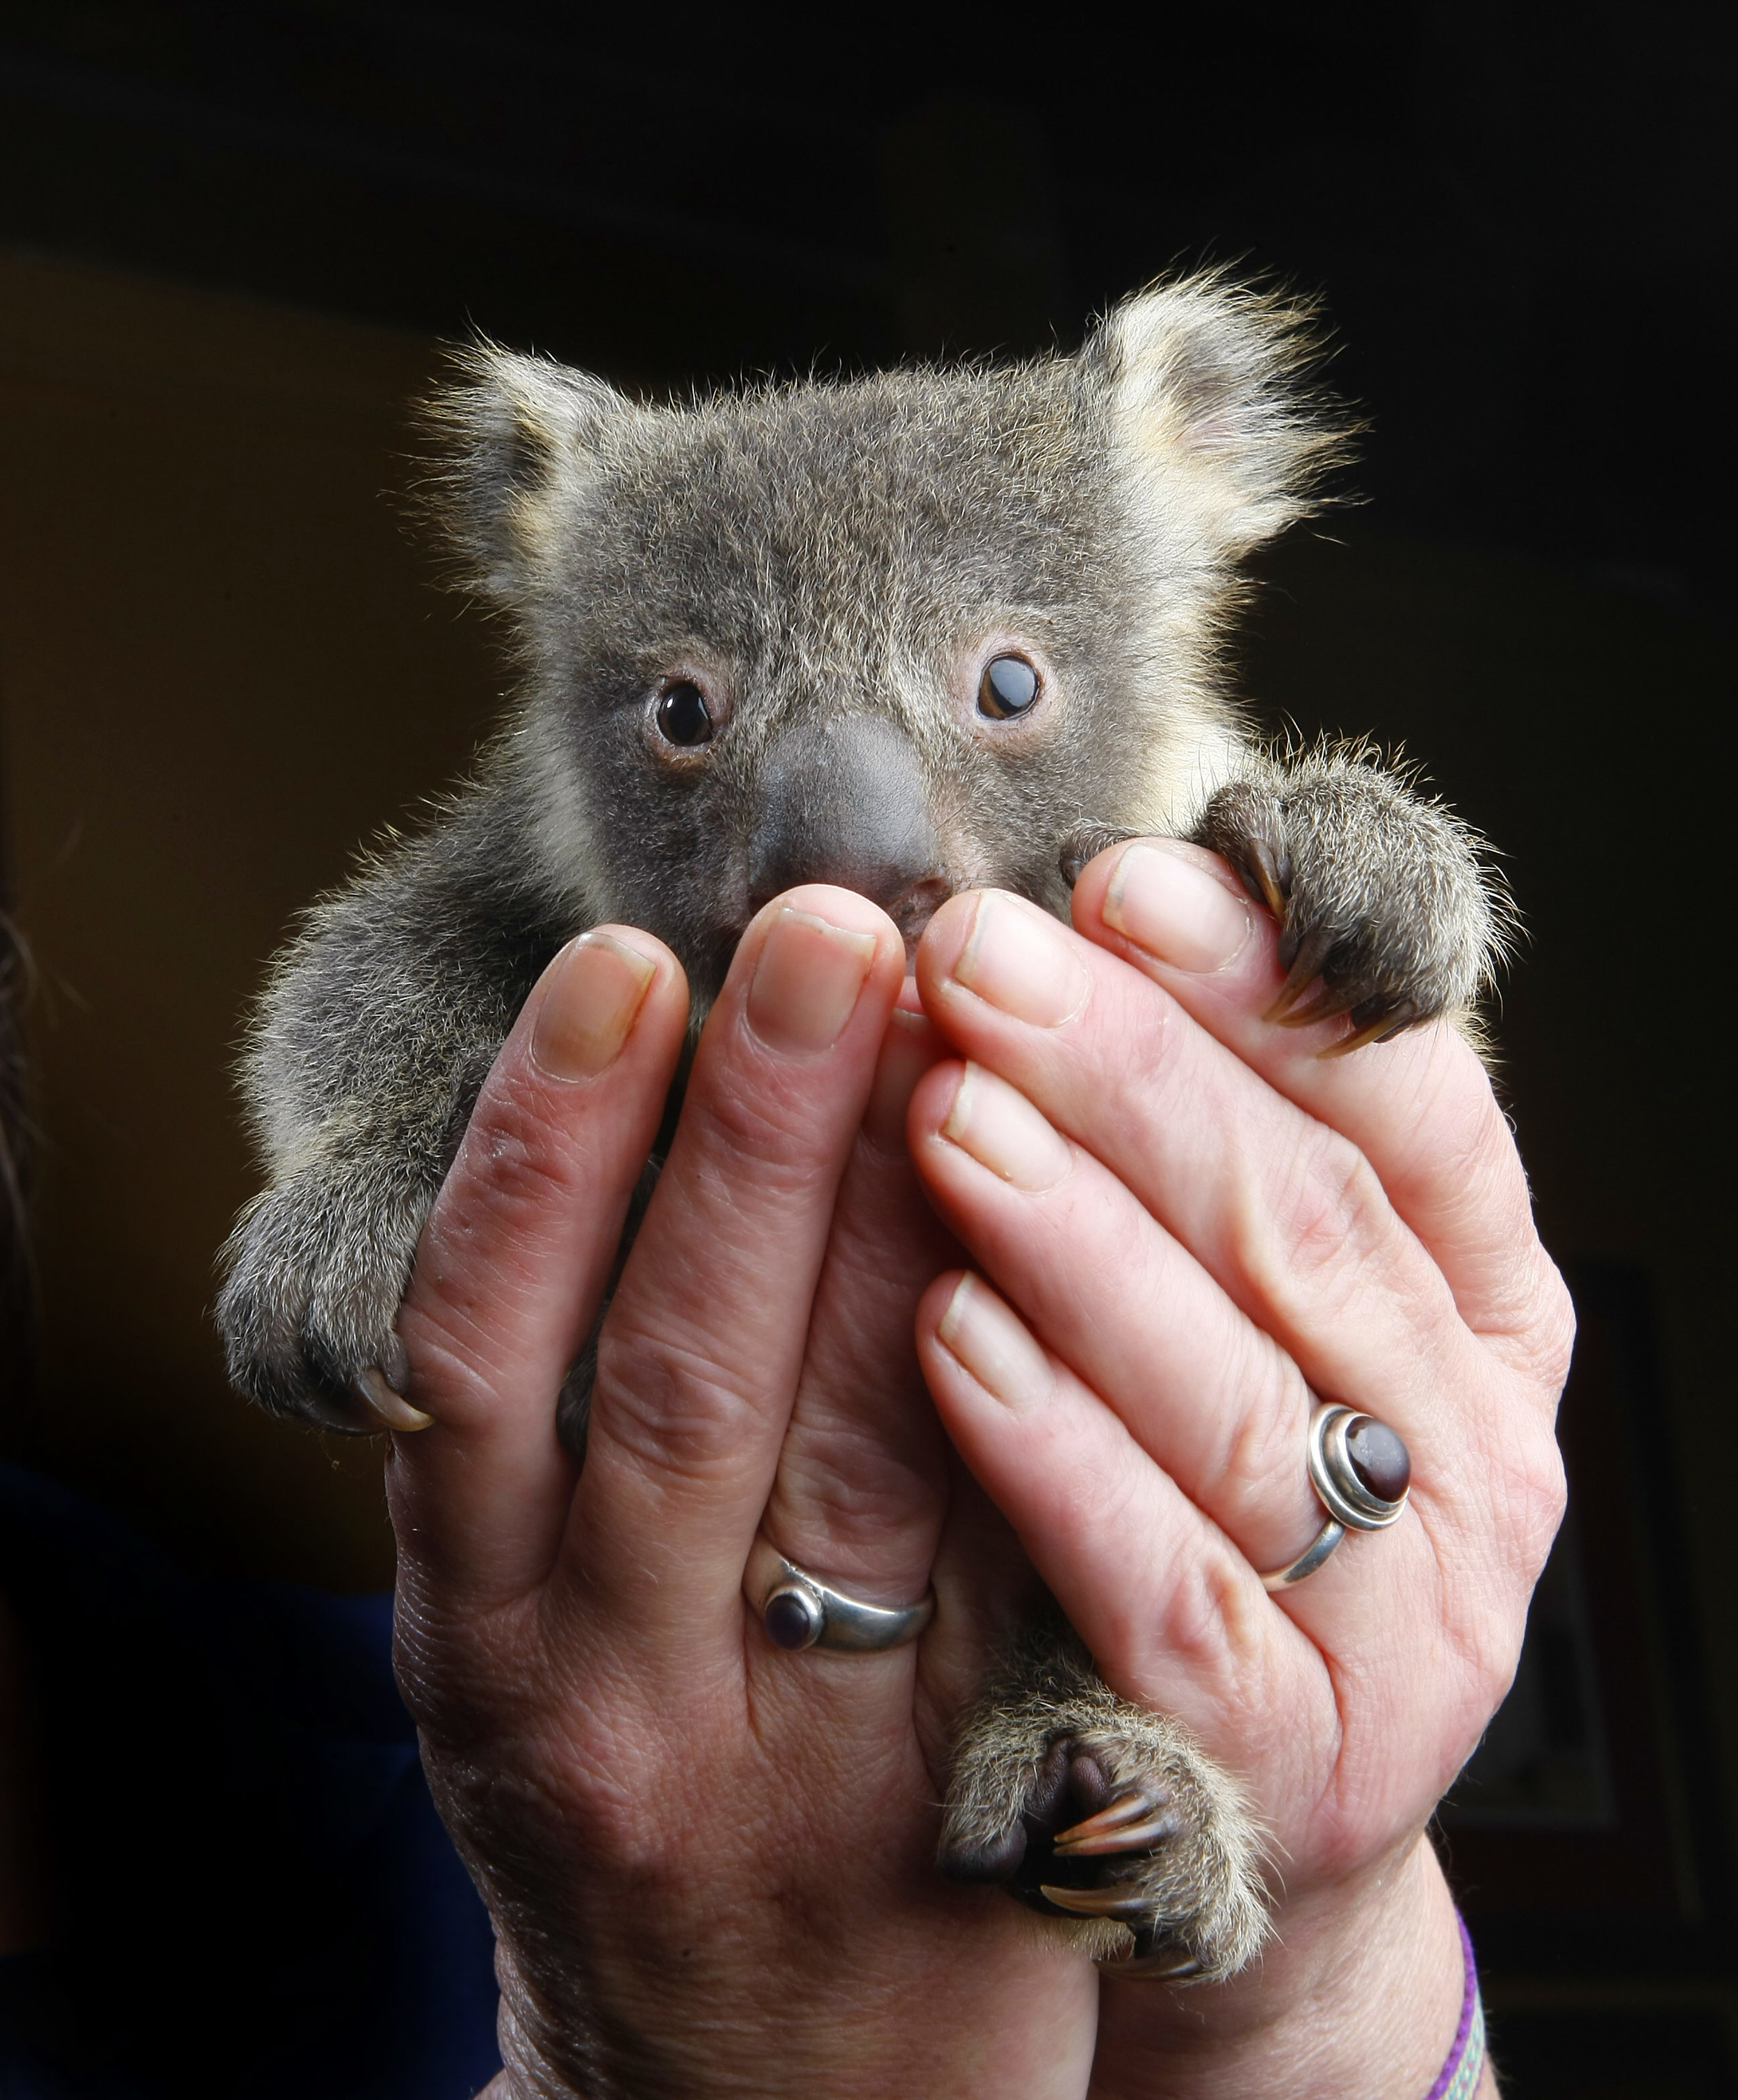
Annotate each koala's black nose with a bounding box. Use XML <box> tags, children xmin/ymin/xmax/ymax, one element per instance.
<box><xmin>747</xmin><ymin>714</ymin><xmax>945</xmax><ymax>929</ymax></box>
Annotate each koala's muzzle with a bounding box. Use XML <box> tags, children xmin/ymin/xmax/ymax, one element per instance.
<box><xmin>747</xmin><ymin>714</ymin><xmax>948</xmax><ymax>947</ymax></box>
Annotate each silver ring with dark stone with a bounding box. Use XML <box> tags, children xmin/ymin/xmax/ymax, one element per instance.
<box><xmin>1260</xmin><ymin>1401</ymin><xmax>1411</xmax><ymax>1591</ymax></box>
<box><xmin>745</xmin><ymin>1536</ymin><xmax>936</xmax><ymax>1654</ymax></box>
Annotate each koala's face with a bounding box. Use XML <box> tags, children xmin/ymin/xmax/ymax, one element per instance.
<box><xmin>440</xmin><ymin>279</ymin><xmax>1338</xmax><ymax>1005</ymax></box>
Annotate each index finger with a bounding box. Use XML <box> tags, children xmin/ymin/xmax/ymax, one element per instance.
<box><xmin>388</xmin><ymin>927</ymin><xmax>690</xmax><ymax>1609</ymax></box>
<box><xmin>1070</xmin><ymin>838</ymin><xmax>1569</xmax><ymax>1369</ymax></box>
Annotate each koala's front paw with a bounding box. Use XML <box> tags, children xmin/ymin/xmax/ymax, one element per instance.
<box><xmin>1193</xmin><ymin>745</ymin><xmax>1504</xmax><ymax>1052</ymax></box>
<box><xmin>939</xmin><ymin>1697</ymin><xmax>1268</xmax><ymax>1983</ymax></box>
<box><xmin>216</xmin><ymin>1169</ymin><xmax>432</xmax><ymax>1431</ymax></box>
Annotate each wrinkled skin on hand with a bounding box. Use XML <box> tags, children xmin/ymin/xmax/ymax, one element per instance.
<box><xmin>908</xmin><ymin>839</ymin><xmax>1560</xmax><ymax>2097</ymax></box>
<box><xmin>383</xmin><ymin>891</ymin><xmax>1097</xmax><ymax>2100</ymax></box>
<box><xmin>382</xmin><ymin>841</ymin><xmax>1558</xmax><ymax>2099</ymax></box>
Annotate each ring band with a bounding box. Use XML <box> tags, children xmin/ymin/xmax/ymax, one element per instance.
<box><xmin>745</xmin><ymin>1536</ymin><xmax>935</xmax><ymax>1654</ymax></box>
<box><xmin>1259</xmin><ymin>1402</ymin><xmax>1411</xmax><ymax>1591</ymax></box>
<box><xmin>1260</xmin><ymin>1515</ymin><xmax>1347</xmax><ymax>1590</ymax></box>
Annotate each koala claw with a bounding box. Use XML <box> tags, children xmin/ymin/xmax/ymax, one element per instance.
<box><xmin>1037</xmin><ymin>1882</ymin><xmax>1152</xmax><ymax>1920</ymax></box>
<box><xmin>940</xmin><ymin>1713</ymin><xmax>1267</xmax><ymax>1983</ymax></box>
<box><xmin>352</xmin><ymin>1367</ymin><xmax>433</xmax><ymax>1433</ymax></box>
<box><xmin>1058</xmin><ymin>822</ymin><xmax>1138</xmax><ymax>889</ymax></box>
<box><xmin>1264</xmin><ymin>921</ymin><xmax>1342</xmax><ymax>1023</ymax></box>
<box><xmin>1193</xmin><ymin>744</ymin><xmax>1503</xmax><ymax>1052</ymax></box>
<box><xmin>292</xmin><ymin>1382</ymin><xmax>384</xmax><ymax>1438</ymax></box>
<box><xmin>1321</xmin><ymin>1000</ymin><xmax>1423</xmax><ymax>1056</ymax></box>
<box><xmin>216</xmin><ymin>1168</ymin><xmax>433</xmax><ymax>1432</ymax></box>
<box><xmin>1052</xmin><ymin>1786</ymin><xmax>1180</xmax><ymax>1857</ymax></box>
<box><xmin>1037</xmin><ymin>1883</ymin><xmax>1205</xmax><ymax>1979</ymax></box>
<box><xmin>1239</xmin><ymin>833</ymin><xmax>1291</xmax><ymax>922</ymax></box>
<box><xmin>1105</xmin><ymin>1938</ymin><xmax>1205</xmax><ymax>1983</ymax></box>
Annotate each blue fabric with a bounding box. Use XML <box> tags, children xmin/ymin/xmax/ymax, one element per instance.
<box><xmin>0</xmin><ymin>1466</ymin><xmax>501</xmax><ymax>2099</ymax></box>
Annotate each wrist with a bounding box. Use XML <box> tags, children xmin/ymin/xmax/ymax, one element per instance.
<box><xmin>487</xmin><ymin>1888</ymin><xmax>1099</xmax><ymax>2100</ymax></box>
<box><xmin>1089</xmin><ymin>1834</ymin><xmax>1472</xmax><ymax>2100</ymax></box>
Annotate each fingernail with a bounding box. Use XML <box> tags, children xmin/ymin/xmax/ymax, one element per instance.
<box><xmin>936</xmin><ymin>1273</ymin><xmax>1050</xmax><ymax>1413</ymax></box>
<box><xmin>1103</xmin><ymin>843</ymin><xmax>1252</xmax><ymax>973</ymax></box>
<box><xmin>531</xmin><ymin>933</ymin><xmax>658</xmax><ymax>1081</ymax></box>
<box><xmin>942</xmin><ymin>1064</ymin><xmax>1072</xmax><ymax>1192</ymax></box>
<box><xmin>952</xmin><ymin>893</ymin><xmax>1089</xmax><ymax>1027</ymax></box>
<box><xmin>862</xmin><ymin>1007</ymin><xmax>939</xmax><ymax>1150</ymax></box>
<box><xmin>747</xmin><ymin>906</ymin><xmax>878</xmax><ymax>1054</ymax></box>
<box><xmin>352</xmin><ymin>1367</ymin><xmax>434</xmax><ymax>1433</ymax></box>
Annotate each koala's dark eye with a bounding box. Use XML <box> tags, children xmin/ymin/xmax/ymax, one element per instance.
<box><xmin>656</xmin><ymin>680</ymin><xmax>714</xmax><ymax>746</ymax></box>
<box><xmin>977</xmin><ymin>654</ymin><xmax>1039</xmax><ymax>719</ymax></box>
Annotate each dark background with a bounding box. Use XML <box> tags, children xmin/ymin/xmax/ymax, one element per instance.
<box><xmin>0</xmin><ymin>3</ymin><xmax>1732</xmax><ymax>2094</ymax></box>
<box><xmin>2</xmin><ymin>0</ymin><xmax>1730</xmax><ymax>606</ymax></box>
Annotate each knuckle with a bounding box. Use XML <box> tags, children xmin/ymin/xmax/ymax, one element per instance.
<box><xmin>1078</xmin><ymin>990</ymin><xmax>1189</xmax><ymax>1162</ymax></box>
<box><xmin>1105</xmin><ymin>984</ymin><xmax>1183</xmax><ymax>1100</ymax></box>
<box><xmin>1450</xmin><ymin>1604</ymin><xmax>1531</xmax><ymax>1733</ymax></box>
<box><xmin>591</xmin><ymin>1312</ymin><xmax>766</xmax><ymax>1486</ymax></box>
<box><xmin>681</xmin><ymin>1059</ymin><xmax>838</xmax><ymax>1200</ymax></box>
<box><xmin>461</xmin><ymin>1070</ymin><xmax>588</xmax><ymax>1219</ymax></box>
<box><xmin>1528</xmin><ymin>1261</ymin><xmax>1579</xmax><ymax>1399</ymax></box>
<box><xmin>774</xmin><ymin>1417</ymin><xmax>931</xmax><ymax>1545</ymax></box>
<box><xmin>1506</xmin><ymin>1424</ymin><xmax>1569</xmax><ymax>1577</ymax></box>
<box><xmin>1216</xmin><ymin>1335</ymin><xmax>1313</xmax><ymax>1511</ymax></box>
<box><xmin>1236</xmin><ymin>1123</ymin><xmax>1392</xmax><ymax>1324</ymax></box>
<box><xmin>1148</xmin><ymin>1543</ymin><xmax>1264</xmax><ymax>1688</ymax></box>
<box><xmin>437</xmin><ymin>1729</ymin><xmax>640</xmax><ymax>1880</ymax></box>
<box><xmin>398</xmin><ymin>1596</ymin><xmax>695</xmax><ymax>1882</ymax></box>
<box><xmin>1433</xmin><ymin>1424</ymin><xmax>1568</xmax><ymax>1722</ymax></box>
<box><xmin>1416</xmin><ymin>1071</ymin><xmax>1506</xmax><ymax>1207</ymax></box>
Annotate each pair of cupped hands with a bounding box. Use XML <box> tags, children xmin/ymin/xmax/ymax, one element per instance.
<box><xmin>384</xmin><ymin>836</ymin><xmax>1571</xmax><ymax>2100</ymax></box>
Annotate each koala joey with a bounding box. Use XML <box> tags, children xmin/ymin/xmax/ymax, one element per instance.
<box><xmin>217</xmin><ymin>275</ymin><xmax>1502</xmax><ymax>1983</ymax></box>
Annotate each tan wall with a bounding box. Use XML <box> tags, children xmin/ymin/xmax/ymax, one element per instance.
<box><xmin>0</xmin><ymin>249</ymin><xmax>504</xmax><ymax>1587</ymax></box>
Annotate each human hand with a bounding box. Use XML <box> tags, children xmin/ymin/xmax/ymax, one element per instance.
<box><xmin>382</xmin><ymin>889</ymin><xmax>1098</xmax><ymax>2100</ymax></box>
<box><xmin>906</xmin><ymin>840</ymin><xmax>1570</xmax><ymax>2099</ymax></box>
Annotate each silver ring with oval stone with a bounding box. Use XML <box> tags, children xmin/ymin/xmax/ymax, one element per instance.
<box><xmin>746</xmin><ymin>1536</ymin><xmax>936</xmax><ymax>1654</ymax></box>
<box><xmin>1259</xmin><ymin>1401</ymin><xmax>1412</xmax><ymax>1591</ymax></box>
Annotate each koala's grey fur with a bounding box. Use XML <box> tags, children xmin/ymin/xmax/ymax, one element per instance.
<box><xmin>216</xmin><ymin>274</ymin><xmax>1505</xmax><ymax>1980</ymax></box>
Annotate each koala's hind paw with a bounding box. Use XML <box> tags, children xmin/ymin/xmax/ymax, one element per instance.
<box><xmin>939</xmin><ymin>1713</ymin><xmax>1269</xmax><ymax>1984</ymax></box>
<box><xmin>216</xmin><ymin>1171</ymin><xmax>432</xmax><ymax>1432</ymax></box>
<box><xmin>1192</xmin><ymin>746</ymin><xmax>1506</xmax><ymax>1052</ymax></box>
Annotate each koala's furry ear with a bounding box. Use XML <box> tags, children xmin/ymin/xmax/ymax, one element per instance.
<box><xmin>423</xmin><ymin>342</ymin><xmax>635</xmax><ymax>604</ymax></box>
<box><xmin>1082</xmin><ymin>275</ymin><xmax>1350</xmax><ymax>560</ymax></box>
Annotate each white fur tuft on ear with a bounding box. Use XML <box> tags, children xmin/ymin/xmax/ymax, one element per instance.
<box><xmin>1085</xmin><ymin>274</ymin><xmax>1350</xmax><ymax>561</ymax></box>
<box><xmin>423</xmin><ymin>342</ymin><xmax>636</xmax><ymax>605</ymax></box>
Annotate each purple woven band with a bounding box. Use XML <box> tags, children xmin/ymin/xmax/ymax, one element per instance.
<box><xmin>1423</xmin><ymin>1912</ymin><xmax>1485</xmax><ymax>2100</ymax></box>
